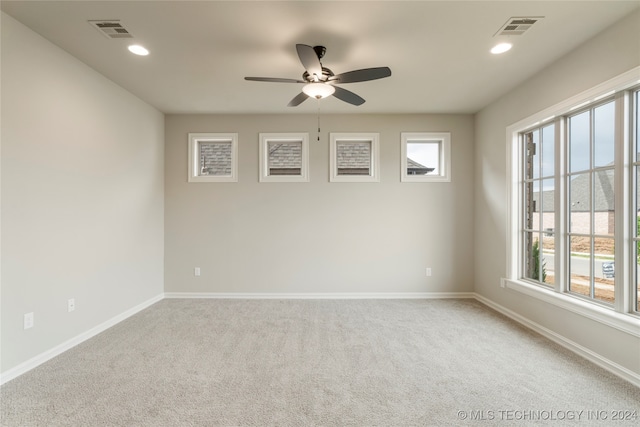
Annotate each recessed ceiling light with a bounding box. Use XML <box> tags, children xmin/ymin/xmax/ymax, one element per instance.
<box><xmin>128</xmin><ymin>44</ymin><xmax>149</xmax><ymax>56</ymax></box>
<box><xmin>490</xmin><ymin>43</ymin><xmax>512</xmax><ymax>55</ymax></box>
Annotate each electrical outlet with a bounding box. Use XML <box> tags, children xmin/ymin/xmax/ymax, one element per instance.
<box><xmin>68</xmin><ymin>298</ymin><xmax>75</xmax><ymax>312</ymax></box>
<box><xmin>194</xmin><ymin>267</ymin><xmax>201</xmax><ymax>277</ymax></box>
<box><xmin>24</xmin><ymin>312</ymin><xmax>34</xmax><ymax>330</ymax></box>
<box><xmin>426</xmin><ymin>268</ymin><xmax>432</xmax><ymax>277</ymax></box>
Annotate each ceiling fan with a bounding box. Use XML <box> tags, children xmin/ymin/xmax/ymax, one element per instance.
<box><xmin>245</xmin><ymin>44</ymin><xmax>392</xmax><ymax>107</ymax></box>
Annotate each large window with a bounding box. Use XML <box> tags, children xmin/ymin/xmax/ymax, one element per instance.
<box><xmin>507</xmin><ymin>68</ymin><xmax>640</xmax><ymax>325</ymax></box>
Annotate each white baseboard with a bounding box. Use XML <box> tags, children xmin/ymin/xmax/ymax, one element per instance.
<box><xmin>473</xmin><ymin>292</ymin><xmax>640</xmax><ymax>388</ymax></box>
<box><xmin>0</xmin><ymin>293</ymin><xmax>164</xmax><ymax>386</ymax></box>
<box><xmin>164</xmin><ymin>292</ymin><xmax>476</xmax><ymax>299</ymax></box>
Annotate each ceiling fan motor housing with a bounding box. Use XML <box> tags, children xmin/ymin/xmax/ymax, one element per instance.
<box><xmin>302</xmin><ymin>67</ymin><xmax>334</xmax><ymax>82</ymax></box>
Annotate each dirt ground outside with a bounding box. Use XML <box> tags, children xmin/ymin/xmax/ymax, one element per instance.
<box><xmin>541</xmin><ymin>236</ymin><xmax>615</xmax><ymax>255</ymax></box>
<box><xmin>538</xmin><ymin>236</ymin><xmax>640</xmax><ymax>306</ymax></box>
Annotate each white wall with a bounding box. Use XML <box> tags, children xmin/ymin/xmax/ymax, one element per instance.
<box><xmin>1</xmin><ymin>13</ymin><xmax>165</xmax><ymax>374</ymax></box>
<box><xmin>165</xmin><ymin>114</ymin><xmax>474</xmax><ymax>295</ymax></box>
<box><xmin>474</xmin><ymin>10</ymin><xmax>640</xmax><ymax>375</ymax></box>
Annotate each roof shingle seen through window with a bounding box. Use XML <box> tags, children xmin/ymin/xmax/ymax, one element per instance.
<box><xmin>533</xmin><ymin>169</ymin><xmax>621</xmax><ymax>212</ymax></box>
<box><xmin>199</xmin><ymin>142</ymin><xmax>232</xmax><ymax>176</ymax></box>
<box><xmin>336</xmin><ymin>141</ymin><xmax>371</xmax><ymax>170</ymax></box>
<box><xmin>407</xmin><ymin>158</ymin><xmax>434</xmax><ymax>175</ymax></box>
<box><xmin>268</xmin><ymin>142</ymin><xmax>302</xmax><ymax>170</ymax></box>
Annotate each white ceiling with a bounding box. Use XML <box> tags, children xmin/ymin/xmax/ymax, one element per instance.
<box><xmin>2</xmin><ymin>1</ymin><xmax>639</xmax><ymax>114</ymax></box>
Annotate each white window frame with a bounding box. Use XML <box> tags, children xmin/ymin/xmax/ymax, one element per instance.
<box><xmin>504</xmin><ymin>67</ymin><xmax>640</xmax><ymax>338</ymax></box>
<box><xmin>329</xmin><ymin>133</ymin><xmax>380</xmax><ymax>182</ymax></box>
<box><xmin>259</xmin><ymin>133</ymin><xmax>309</xmax><ymax>183</ymax></box>
<box><xmin>188</xmin><ymin>133</ymin><xmax>238</xmax><ymax>183</ymax></box>
<box><xmin>401</xmin><ymin>132</ymin><xmax>451</xmax><ymax>182</ymax></box>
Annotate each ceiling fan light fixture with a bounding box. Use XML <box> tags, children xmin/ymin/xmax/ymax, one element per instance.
<box><xmin>302</xmin><ymin>83</ymin><xmax>335</xmax><ymax>99</ymax></box>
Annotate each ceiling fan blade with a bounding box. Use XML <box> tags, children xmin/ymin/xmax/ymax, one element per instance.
<box><xmin>296</xmin><ymin>44</ymin><xmax>322</xmax><ymax>79</ymax></box>
<box><xmin>332</xmin><ymin>86</ymin><xmax>365</xmax><ymax>106</ymax></box>
<box><xmin>287</xmin><ymin>92</ymin><xmax>309</xmax><ymax>107</ymax></box>
<box><xmin>245</xmin><ymin>77</ymin><xmax>305</xmax><ymax>83</ymax></box>
<box><xmin>330</xmin><ymin>67</ymin><xmax>392</xmax><ymax>84</ymax></box>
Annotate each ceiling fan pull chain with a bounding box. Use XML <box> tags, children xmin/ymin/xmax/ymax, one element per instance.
<box><xmin>317</xmin><ymin>100</ymin><xmax>321</xmax><ymax>142</ymax></box>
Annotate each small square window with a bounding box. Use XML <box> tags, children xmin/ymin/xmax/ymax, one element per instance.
<box><xmin>188</xmin><ymin>133</ymin><xmax>238</xmax><ymax>182</ymax></box>
<box><xmin>401</xmin><ymin>132</ymin><xmax>451</xmax><ymax>182</ymax></box>
<box><xmin>200</xmin><ymin>142</ymin><xmax>232</xmax><ymax>176</ymax></box>
<box><xmin>330</xmin><ymin>133</ymin><xmax>380</xmax><ymax>182</ymax></box>
<box><xmin>259</xmin><ymin>133</ymin><xmax>309</xmax><ymax>182</ymax></box>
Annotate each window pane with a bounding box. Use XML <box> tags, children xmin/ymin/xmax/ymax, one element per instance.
<box><xmin>636</xmin><ymin>90</ymin><xmax>640</xmax><ymax>162</ymax></box>
<box><xmin>569</xmin><ymin>110</ymin><xmax>590</xmax><ymax>173</ymax></box>
<box><xmin>636</xmin><ymin>250</ymin><xmax>640</xmax><ymax>311</ymax></box>
<box><xmin>594</xmin><ymin>169</ymin><xmax>614</xmax><ymax>236</ymax></box>
<box><xmin>540</xmin><ymin>178</ymin><xmax>554</xmax><ymax>232</ymax></box>
<box><xmin>337</xmin><ymin>141</ymin><xmax>371</xmax><ymax>175</ymax></box>
<box><xmin>594</xmin><ymin>101</ymin><xmax>615</xmax><ymax>168</ymax></box>
<box><xmin>524</xmin><ymin>181</ymin><xmax>534</xmax><ymax>231</ymax></box>
<box><xmin>594</xmin><ymin>237</ymin><xmax>614</xmax><ymax>304</ymax></box>
<box><xmin>524</xmin><ymin>232</ymin><xmax>543</xmax><ymax>281</ymax></box>
<box><xmin>199</xmin><ymin>142</ymin><xmax>232</xmax><ymax>176</ymax></box>
<box><xmin>529</xmin><ymin>181</ymin><xmax>541</xmax><ymax>230</ymax></box>
<box><xmin>531</xmin><ymin>129</ymin><xmax>540</xmax><ymax>179</ymax></box>
<box><xmin>636</xmin><ymin>169</ymin><xmax>640</xmax><ymax>310</ymax></box>
<box><xmin>541</xmin><ymin>124</ymin><xmax>555</xmax><ymax>178</ymax></box>
<box><xmin>541</xmin><ymin>233</ymin><xmax>554</xmax><ymax>286</ymax></box>
<box><xmin>569</xmin><ymin>236</ymin><xmax>592</xmax><ymax>298</ymax></box>
<box><xmin>635</xmin><ymin>165</ymin><xmax>640</xmax><ymax>217</ymax></box>
<box><xmin>524</xmin><ymin>132</ymin><xmax>534</xmax><ymax>181</ymax></box>
<box><xmin>524</xmin><ymin>232</ymin><xmax>550</xmax><ymax>285</ymax></box>
<box><xmin>268</xmin><ymin>141</ymin><xmax>302</xmax><ymax>176</ymax></box>
<box><xmin>636</xmin><ymin>236</ymin><xmax>640</xmax><ymax>311</ymax></box>
<box><xmin>406</xmin><ymin>141</ymin><xmax>438</xmax><ymax>175</ymax></box>
<box><xmin>569</xmin><ymin>173</ymin><xmax>591</xmax><ymax>234</ymax></box>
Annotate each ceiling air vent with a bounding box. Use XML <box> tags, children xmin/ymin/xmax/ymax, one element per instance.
<box><xmin>495</xmin><ymin>16</ymin><xmax>544</xmax><ymax>36</ymax></box>
<box><xmin>88</xmin><ymin>20</ymin><xmax>133</xmax><ymax>39</ymax></box>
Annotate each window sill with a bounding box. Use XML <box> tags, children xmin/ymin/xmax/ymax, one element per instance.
<box><xmin>502</xmin><ymin>278</ymin><xmax>640</xmax><ymax>338</ymax></box>
<box><xmin>400</xmin><ymin>175</ymin><xmax>451</xmax><ymax>183</ymax></box>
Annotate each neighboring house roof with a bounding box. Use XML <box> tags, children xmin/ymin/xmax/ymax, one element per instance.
<box><xmin>407</xmin><ymin>158</ymin><xmax>435</xmax><ymax>175</ymax></box>
<box><xmin>534</xmin><ymin>169</ymin><xmax>616</xmax><ymax>212</ymax></box>
<box><xmin>268</xmin><ymin>143</ymin><xmax>302</xmax><ymax>169</ymax></box>
<box><xmin>200</xmin><ymin>143</ymin><xmax>232</xmax><ymax>175</ymax></box>
<box><xmin>336</xmin><ymin>142</ymin><xmax>371</xmax><ymax>170</ymax></box>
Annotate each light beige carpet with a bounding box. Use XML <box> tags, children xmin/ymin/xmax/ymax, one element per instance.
<box><xmin>1</xmin><ymin>299</ymin><xmax>639</xmax><ymax>426</ymax></box>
